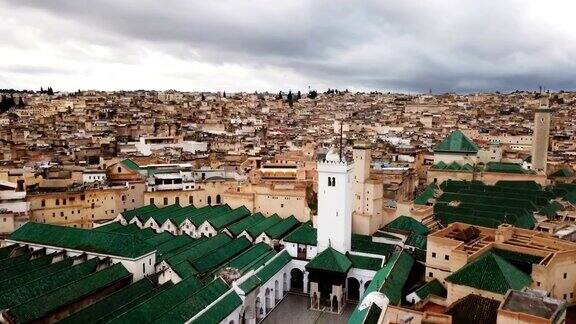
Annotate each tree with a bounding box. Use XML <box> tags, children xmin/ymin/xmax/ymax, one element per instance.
<box><xmin>17</xmin><ymin>97</ymin><xmax>25</xmax><ymax>107</ymax></box>
<box><xmin>40</xmin><ymin>87</ymin><xmax>44</xmax><ymax>93</ymax></box>
<box><xmin>297</xmin><ymin>91</ymin><xmax>301</xmax><ymax>100</ymax></box>
<box><xmin>223</xmin><ymin>91</ymin><xmax>226</xmax><ymax>98</ymax></box>
<box><xmin>307</xmin><ymin>90</ymin><xmax>318</xmax><ymax>99</ymax></box>
<box><xmin>47</xmin><ymin>87</ymin><xmax>54</xmax><ymax>95</ymax></box>
<box><xmin>201</xmin><ymin>93</ymin><xmax>206</xmax><ymax>101</ymax></box>
<box><xmin>276</xmin><ymin>91</ymin><xmax>282</xmax><ymax>100</ymax></box>
<box><xmin>287</xmin><ymin>91</ymin><xmax>294</xmax><ymax>107</ymax></box>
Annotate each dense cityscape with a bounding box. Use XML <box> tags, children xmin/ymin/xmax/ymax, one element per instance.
<box><xmin>2</xmin><ymin>1</ymin><xmax>576</xmax><ymax>323</ymax></box>
<box><xmin>0</xmin><ymin>88</ymin><xmax>574</xmax><ymax>323</ymax></box>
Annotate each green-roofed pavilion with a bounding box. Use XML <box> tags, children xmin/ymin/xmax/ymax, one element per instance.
<box><xmin>434</xmin><ymin>130</ymin><xmax>478</xmax><ymax>154</ymax></box>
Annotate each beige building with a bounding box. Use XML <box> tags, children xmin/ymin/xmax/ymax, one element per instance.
<box><xmin>426</xmin><ymin>222</ymin><xmax>576</xmax><ymax>305</ymax></box>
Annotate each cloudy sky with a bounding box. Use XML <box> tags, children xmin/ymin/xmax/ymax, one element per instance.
<box><xmin>2</xmin><ymin>0</ymin><xmax>576</xmax><ymax>93</ymax></box>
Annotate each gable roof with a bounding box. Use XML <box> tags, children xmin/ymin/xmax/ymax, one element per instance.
<box><xmin>434</xmin><ymin>130</ymin><xmax>478</xmax><ymax>154</ymax></box>
<box><xmin>305</xmin><ymin>247</ymin><xmax>352</xmax><ymax>274</ymax></box>
<box><xmin>8</xmin><ymin>223</ymin><xmax>155</xmax><ymax>259</ymax></box>
<box><xmin>445</xmin><ymin>252</ymin><xmax>532</xmax><ymax>294</ymax></box>
<box><xmin>283</xmin><ymin>224</ymin><xmax>317</xmax><ymax>245</ymax></box>
<box><xmin>383</xmin><ymin>216</ymin><xmax>429</xmax><ymax>236</ymax></box>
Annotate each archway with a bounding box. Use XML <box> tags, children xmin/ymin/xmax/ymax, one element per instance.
<box><xmin>364</xmin><ymin>280</ymin><xmax>371</xmax><ymax>290</ymax></box>
<box><xmin>275</xmin><ymin>280</ymin><xmax>280</xmax><ymax>301</ymax></box>
<box><xmin>347</xmin><ymin>277</ymin><xmax>360</xmax><ymax>301</ymax></box>
<box><xmin>216</xmin><ymin>194</ymin><xmax>221</xmax><ymax>204</ymax></box>
<box><xmin>265</xmin><ymin>288</ymin><xmax>271</xmax><ymax>311</ymax></box>
<box><xmin>290</xmin><ymin>268</ymin><xmax>304</xmax><ymax>292</ymax></box>
<box><xmin>207</xmin><ymin>195</ymin><xmax>212</xmax><ymax>205</ymax></box>
<box><xmin>256</xmin><ymin>297</ymin><xmax>262</xmax><ymax>320</ymax></box>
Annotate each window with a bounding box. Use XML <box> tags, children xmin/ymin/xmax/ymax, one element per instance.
<box><xmin>175</xmin><ymin>197</ymin><xmax>180</xmax><ymax>204</ymax></box>
<box><xmin>143</xmin><ymin>263</ymin><xmax>146</xmax><ymax>274</ymax></box>
<box><xmin>55</xmin><ymin>199</ymin><xmax>60</xmax><ymax>206</ymax></box>
<box><xmin>150</xmin><ymin>198</ymin><xmax>154</xmax><ymax>204</ymax></box>
<box><xmin>428</xmin><ymin>272</ymin><xmax>433</xmax><ymax>277</ymax></box>
<box><xmin>122</xmin><ymin>195</ymin><xmax>126</xmax><ymax>202</ymax></box>
<box><xmin>281</xmin><ymin>204</ymin><xmax>284</xmax><ymax>208</ymax></box>
<box><xmin>80</xmin><ymin>194</ymin><xmax>85</xmax><ymax>200</ymax></box>
<box><xmin>60</xmin><ymin>212</ymin><xmax>64</xmax><ymax>217</ymax></box>
<box><xmin>431</xmin><ymin>252</ymin><xmax>436</xmax><ymax>258</ymax></box>
<box><xmin>163</xmin><ymin>197</ymin><xmax>168</xmax><ymax>205</ymax></box>
<box><xmin>118</xmin><ymin>167</ymin><xmax>122</xmax><ymax>173</ymax></box>
<box><xmin>189</xmin><ymin>196</ymin><xmax>193</xmax><ymax>205</ymax></box>
<box><xmin>444</xmin><ymin>255</ymin><xmax>450</xmax><ymax>261</ymax></box>
<box><xmin>564</xmin><ymin>273</ymin><xmax>567</xmax><ymax>279</ymax></box>
<box><xmin>41</xmin><ymin>200</ymin><xmax>46</xmax><ymax>207</ymax></box>
<box><xmin>63</xmin><ymin>199</ymin><xmax>67</xmax><ymax>205</ymax></box>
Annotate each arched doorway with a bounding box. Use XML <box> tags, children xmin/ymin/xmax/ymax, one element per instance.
<box><xmin>364</xmin><ymin>280</ymin><xmax>371</xmax><ymax>290</ymax></box>
<box><xmin>256</xmin><ymin>297</ymin><xmax>262</xmax><ymax>321</ymax></box>
<box><xmin>290</xmin><ymin>268</ymin><xmax>304</xmax><ymax>292</ymax></box>
<box><xmin>283</xmin><ymin>273</ymin><xmax>288</xmax><ymax>293</ymax></box>
<box><xmin>332</xmin><ymin>295</ymin><xmax>339</xmax><ymax>313</ymax></box>
<box><xmin>216</xmin><ymin>194</ymin><xmax>221</xmax><ymax>204</ymax></box>
<box><xmin>265</xmin><ymin>288</ymin><xmax>271</xmax><ymax>311</ymax></box>
<box><xmin>275</xmin><ymin>280</ymin><xmax>280</xmax><ymax>301</ymax></box>
<box><xmin>207</xmin><ymin>195</ymin><xmax>212</xmax><ymax>205</ymax></box>
<box><xmin>347</xmin><ymin>277</ymin><xmax>360</xmax><ymax>301</ymax></box>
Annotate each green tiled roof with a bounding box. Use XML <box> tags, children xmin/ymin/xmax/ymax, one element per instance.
<box><xmin>352</xmin><ymin>234</ymin><xmax>395</xmax><ymax>256</ymax></box>
<box><xmin>0</xmin><ymin>253</ymin><xmax>30</xmax><ymax>271</ymax></box>
<box><xmin>226</xmin><ymin>212</ymin><xmax>266</xmax><ymax>237</ymax></box>
<box><xmin>485</xmin><ymin>162</ymin><xmax>529</xmax><ymax>174</ymax></box>
<box><xmin>414</xmin><ymin>182</ymin><xmax>439</xmax><ymax>205</ymax></box>
<box><xmin>412</xmin><ymin>279</ymin><xmax>446</xmax><ymax>300</ymax></box>
<box><xmin>144</xmin><ymin>232</ymin><xmax>174</xmax><ymax>247</ymax></box>
<box><xmin>191</xmin><ymin>289</ymin><xmax>242</xmax><ymax>324</ymax></box>
<box><xmin>306</xmin><ymin>247</ymin><xmax>352</xmax><ymax>274</ymax></box>
<box><xmin>383</xmin><ymin>216</ymin><xmax>429</xmax><ymax>235</ymax></box>
<box><xmin>446</xmin><ymin>252</ymin><xmax>532</xmax><ymax>294</ymax></box>
<box><xmin>60</xmin><ymin>277</ymin><xmax>157</xmax><ymax>324</ymax></box>
<box><xmin>347</xmin><ymin>253</ymin><xmax>383</xmax><ymax>271</ymax></box>
<box><xmin>190</xmin><ymin>237</ymin><xmax>251</xmax><ymax>274</ymax></box>
<box><xmin>363</xmin><ymin>304</ymin><xmax>382</xmax><ymax>324</ymax></box>
<box><xmin>94</xmin><ymin>282</ymin><xmax>174</xmax><ymax>323</ymax></box>
<box><xmin>431</xmin><ymin>161</ymin><xmax>447</xmax><ymax>170</ymax></box>
<box><xmin>0</xmin><ymin>245</ymin><xmax>17</xmax><ymax>260</ymax></box>
<box><xmin>224</xmin><ymin>242</ymin><xmax>273</xmax><ymax>272</ymax></box>
<box><xmin>164</xmin><ymin>234</ymin><xmax>230</xmax><ymax>266</ymax></box>
<box><xmin>0</xmin><ymin>258</ymin><xmax>100</xmax><ymax>309</ymax></box>
<box><xmin>155</xmin><ymin>235</ymin><xmax>196</xmax><ymax>260</ymax></box>
<box><xmin>263</xmin><ymin>215</ymin><xmax>300</xmax><ymax>239</ymax></box>
<box><xmin>244</xmin><ymin>213</ymin><xmax>282</xmax><ymax>238</ymax></box>
<box><xmin>349</xmin><ymin>251</ymin><xmax>414</xmax><ymax>324</ymax></box>
<box><xmin>238</xmin><ymin>275</ymin><xmax>262</xmax><ymax>294</ymax></box>
<box><xmin>551</xmin><ymin>168</ymin><xmax>574</xmax><ymax>178</ymax></box>
<box><xmin>208</xmin><ymin>206</ymin><xmax>251</xmax><ymax>230</ymax></box>
<box><xmin>434</xmin><ymin>130</ymin><xmax>478</xmax><ymax>153</ymax></box>
<box><xmin>254</xmin><ymin>250</ymin><xmax>292</xmax><ymax>283</ymax></box>
<box><xmin>0</xmin><ymin>257</ymin><xmax>74</xmax><ymax>292</ymax></box>
<box><xmin>9</xmin><ymin>223</ymin><xmax>155</xmax><ymax>259</ymax></box>
<box><xmin>107</xmin><ymin>276</ymin><xmax>202</xmax><ymax>323</ymax></box>
<box><xmin>283</xmin><ymin>223</ymin><xmax>317</xmax><ymax>245</ymax></box>
<box><xmin>152</xmin><ymin>278</ymin><xmax>230</xmax><ymax>323</ymax></box>
<box><xmin>0</xmin><ymin>253</ymin><xmax>55</xmax><ymax>282</ymax></box>
<box><xmin>7</xmin><ymin>263</ymin><xmax>131</xmax><ymax>323</ymax></box>
<box><xmin>121</xmin><ymin>158</ymin><xmax>141</xmax><ymax>171</ymax></box>
<box><xmin>119</xmin><ymin>204</ymin><xmax>158</xmax><ymax>221</ymax></box>
<box><xmin>539</xmin><ymin>201</ymin><xmax>564</xmax><ymax>218</ymax></box>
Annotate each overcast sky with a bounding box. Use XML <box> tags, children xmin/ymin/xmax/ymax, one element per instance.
<box><xmin>2</xmin><ymin>0</ymin><xmax>576</xmax><ymax>93</ymax></box>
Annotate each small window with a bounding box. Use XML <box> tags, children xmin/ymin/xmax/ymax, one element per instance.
<box><xmin>41</xmin><ymin>200</ymin><xmax>46</xmax><ymax>207</ymax></box>
<box><xmin>444</xmin><ymin>255</ymin><xmax>450</xmax><ymax>261</ymax></box>
<box><xmin>564</xmin><ymin>273</ymin><xmax>567</xmax><ymax>279</ymax></box>
<box><xmin>118</xmin><ymin>167</ymin><xmax>122</xmax><ymax>173</ymax></box>
<box><xmin>55</xmin><ymin>199</ymin><xmax>60</xmax><ymax>206</ymax></box>
<box><xmin>189</xmin><ymin>196</ymin><xmax>193</xmax><ymax>205</ymax></box>
<box><xmin>431</xmin><ymin>252</ymin><xmax>436</xmax><ymax>258</ymax></box>
<box><xmin>163</xmin><ymin>197</ymin><xmax>168</xmax><ymax>205</ymax></box>
<box><xmin>175</xmin><ymin>197</ymin><xmax>180</xmax><ymax>204</ymax></box>
<box><xmin>428</xmin><ymin>272</ymin><xmax>433</xmax><ymax>277</ymax></box>
<box><xmin>150</xmin><ymin>198</ymin><xmax>154</xmax><ymax>204</ymax></box>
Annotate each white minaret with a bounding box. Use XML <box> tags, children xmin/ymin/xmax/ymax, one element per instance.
<box><xmin>317</xmin><ymin>147</ymin><xmax>354</xmax><ymax>254</ymax></box>
<box><xmin>531</xmin><ymin>95</ymin><xmax>551</xmax><ymax>172</ymax></box>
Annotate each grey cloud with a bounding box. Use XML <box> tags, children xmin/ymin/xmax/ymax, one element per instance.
<box><xmin>4</xmin><ymin>0</ymin><xmax>576</xmax><ymax>92</ymax></box>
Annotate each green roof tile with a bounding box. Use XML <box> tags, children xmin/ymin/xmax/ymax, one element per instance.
<box><xmin>347</xmin><ymin>253</ymin><xmax>383</xmax><ymax>271</ymax></box>
<box><xmin>152</xmin><ymin>278</ymin><xmax>230</xmax><ymax>323</ymax></box>
<box><xmin>189</xmin><ymin>237</ymin><xmax>252</xmax><ymax>274</ymax></box>
<box><xmin>446</xmin><ymin>252</ymin><xmax>532</xmax><ymax>294</ymax></box>
<box><xmin>9</xmin><ymin>223</ymin><xmax>155</xmax><ymax>258</ymax></box>
<box><xmin>191</xmin><ymin>289</ymin><xmax>242</xmax><ymax>324</ymax></box>
<box><xmin>306</xmin><ymin>247</ymin><xmax>352</xmax><ymax>274</ymax></box>
<box><xmin>383</xmin><ymin>216</ymin><xmax>429</xmax><ymax>235</ymax></box>
<box><xmin>60</xmin><ymin>277</ymin><xmax>157</xmax><ymax>324</ymax></box>
<box><xmin>226</xmin><ymin>212</ymin><xmax>266</xmax><ymax>237</ymax></box>
<box><xmin>412</xmin><ymin>279</ymin><xmax>446</xmax><ymax>300</ymax></box>
<box><xmin>283</xmin><ymin>223</ymin><xmax>317</xmax><ymax>245</ymax></box>
<box><xmin>7</xmin><ymin>263</ymin><xmax>132</xmax><ymax>323</ymax></box>
<box><xmin>434</xmin><ymin>130</ymin><xmax>478</xmax><ymax>153</ymax></box>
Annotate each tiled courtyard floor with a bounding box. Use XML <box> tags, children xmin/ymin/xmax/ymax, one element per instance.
<box><xmin>263</xmin><ymin>294</ymin><xmax>354</xmax><ymax>324</ymax></box>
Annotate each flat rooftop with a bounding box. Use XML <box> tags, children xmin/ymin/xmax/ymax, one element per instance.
<box><xmin>501</xmin><ymin>290</ymin><xmax>565</xmax><ymax>320</ymax></box>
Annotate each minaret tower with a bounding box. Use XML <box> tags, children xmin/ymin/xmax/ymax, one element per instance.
<box><xmin>531</xmin><ymin>94</ymin><xmax>551</xmax><ymax>172</ymax></box>
<box><xmin>353</xmin><ymin>142</ymin><xmax>371</xmax><ymax>214</ymax></box>
<box><xmin>316</xmin><ymin>124</ymin><xmax>353</xmax><ymax>254</ymax></box>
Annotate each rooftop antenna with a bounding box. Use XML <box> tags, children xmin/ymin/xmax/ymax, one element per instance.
<box><xmin>339</xmin><ymin>119</ymin><xmax>343</xmax><ymax>162</ymax></box>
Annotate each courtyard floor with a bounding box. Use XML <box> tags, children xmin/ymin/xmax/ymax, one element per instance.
<box><xmin>263</xmin><ymin>294</ymin><xmax>354</xmax><ymax>324</ymax></box>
